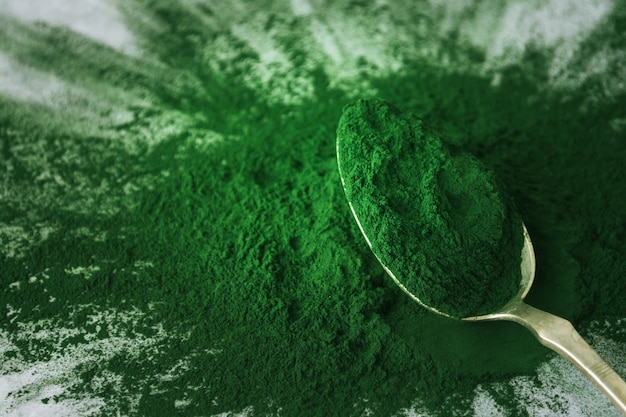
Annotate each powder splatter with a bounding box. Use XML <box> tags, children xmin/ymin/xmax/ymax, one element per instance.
<box><xmin>1</xmin><ymin>1</ymin><xmax>626</xmax><ymax>416</ymax></box>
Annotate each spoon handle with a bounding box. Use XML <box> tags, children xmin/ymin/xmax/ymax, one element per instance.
<box><xmin>503</xmin><ymin>302</ymin><xmax>626</xmax><ymax>415</ymax></box>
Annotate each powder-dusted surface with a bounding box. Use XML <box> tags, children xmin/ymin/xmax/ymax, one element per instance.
<box><xmin>337</xmin><ymin>98</ymin><xmax>522</xmax><ymax>318</ymax></box>
<box><xmin>1</xmin><ymin>1</ymin><xmax>626</xmax><ymax>416</ymax></box>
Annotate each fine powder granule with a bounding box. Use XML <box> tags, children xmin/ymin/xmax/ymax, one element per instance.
<box><xmin>2</xmin><ymin>2</ymin><xmax>626</xmax><ymax>417</ymax></box>
<box><xmin>337</xmin><ymin>98</ymin><xmax>523</xmax><ymax>318</ymax></box>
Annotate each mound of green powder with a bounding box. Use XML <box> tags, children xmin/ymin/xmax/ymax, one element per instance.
<box><xmin>337</xmin><ymin>98</ymin><xmax>523</xmax><ymax>318</ymax></box>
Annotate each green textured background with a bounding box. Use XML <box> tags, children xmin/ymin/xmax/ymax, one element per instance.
<box><xmin>1</xmin><ymin>1</ymin><xmax>626</xmax><ymax>416</ymax></box>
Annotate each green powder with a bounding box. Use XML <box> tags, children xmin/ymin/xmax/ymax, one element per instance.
<box><xmin>2</xmin><ymin>2</ymin><xmax>626</xmax><ymax>417</ymax></box>
<box><xmin>337</xmin><ymin>98</ymin><xmax>523</xmax><ymax>318</ymax></box>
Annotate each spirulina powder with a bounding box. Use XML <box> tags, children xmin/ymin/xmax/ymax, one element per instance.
<box><xmin>337</xmin><ymin>98</ymin><xmax>523</xmax><ymax>318</ymax></box>
<box><xmin>2</xmin><ymin>2</ymin><xmax>626</xmax><ymax>417</ymax></box>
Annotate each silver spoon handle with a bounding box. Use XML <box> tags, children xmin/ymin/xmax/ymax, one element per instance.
<box><xmin>501</xmin><ymin>302</ymin><xmax>626</xmax><ymax>415</ymax></box>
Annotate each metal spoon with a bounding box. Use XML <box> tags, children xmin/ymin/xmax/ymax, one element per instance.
<box><xmin>336</xmin><ymin>138</ymin><xmax>626</xmax><ymax>415</ymax></box>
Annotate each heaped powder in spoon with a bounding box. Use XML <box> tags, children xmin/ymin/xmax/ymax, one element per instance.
<box><xmin>337</xmin><ymin>98</ymin><xmax>523</xmax><ymax>318</ymax></box>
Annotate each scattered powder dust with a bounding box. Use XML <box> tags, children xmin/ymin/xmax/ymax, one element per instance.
<box><xmin>290</xmin><ymin>0</ymin><xmax>313</xmax><ymax>16</ymax></box>
<box><xmin>471</xmin><ymin>386</ymin><xmax>507</xmax><ymax>417</ymax></box>
<box><xmin>1</xmin><ymin>1</ymin><xmax>626</xmax><ymax>416</ymax></box>
<box><xmin>485</xmin><ymin>351</ymin><xmax>623</xmax><ymax>416</ymax></box>
<box><xmin>0</xmin><ymin>51</ymin><xmax>79</xmax><ymax>107</ymax></box>
<box><xmin>0</xmin><ymin>0</ymin><xmax>139</xmax><ymax>55</ymax></box>
<box><xmin>429</xmin><ymin>0</ymin><xmax>624</xmax><ymax>94</ymax></box>
<box><xmin>0</xmin><ymin>224</ymin><xmax>43</xmax><ymax>260</ymax></box>
<box><xmin>0</xmin><ymin>307</ymin><xmax>175</xmax><ymax>417</ymax></box>
<box><xmin>450</xmin><ymin>0</ymin><xmax>613</xmax><ymax>60</ymax></box>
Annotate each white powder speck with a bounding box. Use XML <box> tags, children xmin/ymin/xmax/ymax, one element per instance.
<box><xmin>64</xmin><ymin>266</ymin><xmax>101</xmax><ymax>279</ymax></box>
<box><xmin>210</xmin><ymin>406</ymin><xmax>254</xmax><ymax>417</ymax></box>
<box><xmin>291</xmin><ymin>0</ymin><xmax>313</xmax><ymax>16</ymax></box>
